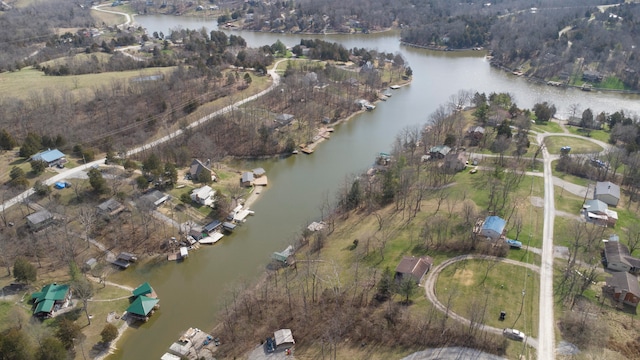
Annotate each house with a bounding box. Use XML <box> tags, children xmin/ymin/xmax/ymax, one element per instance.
<box><xmin>189</xmin><ymin>159</ymin><xmax>215</xmax><ymax>182</ymax></box>
<box><xmin>31</xmin><ymin>283</ymin><xmax>71</xmax><ymax>318</ymax></box>
<box><xmin>583</xmin><ymin>199</ymin><xmax>617</xmax><ymax>227</ymax></box>
<box><xmin>113</xmin><ymin>252</ymin><xmax>137</xmax><ymax>269</ymax></box>
<box><xmin>602</xmin><ymin>272</ymin><xmax>640</xmax><ymax>308</ymax></box>
<box><xmin>595</xmin><ymin>181</ymin><xmax>620</xmax><ymax>207</ymax></box>
<box><xmin>126</xmin><ymin>295</ymin><xmax>159</xmax><ymax>321</ymax></box>
<box><xmin>603</xmin><ymin>241</ymin><xmax>640</xmax><ymax>274</ymax></box>
<box><xmin>190</xmin><ymin>186</ymin><xmax>215</xmax><ymax>206</ymax></box>
<box><xmin>203</xmin><ymin>220</ymin><xmax>222</xmax><ymax>234</ymax></box>
<box><xmin>582</xmin><ymin>70</ymin><xmax>604</xmax><ymax>83</ymax></box>
<box><xmin>480</xmin><ymin>216</ymin><xmax>507</xmax><ymax>240</ymax></box>
<box><xmin>138</xmin><ymin>189</ymin><xmax>169</xmax><ymax>209</ymax></box>
<box><xmin>395</xmin><ymin>256</ymin><xmax>433</xmax><ymax>284</ymax></box>
<box><xmin>443</xmin><ymin>152</ymin><xmax>468</xmax><ymax>173</ymax></box>
<box><xmin>30</xmin><ymin>148</ymin><xmax>66</xmax><ymax>167</ymax></box>
<box><xmin>97</xmin><ymin>198</ymin><xmax>125</xmax><ymax>217</ymax></box>
<box><xmin>132</xmin><ymin>282</ymin><xmax>157</xmax><ymax>298</ymax></box>
<box><xmin>241</xmin><ymin>172</ymin><xmax>254</xmax><ymax>187</ymax></box>
<box><xmin>429</xmin><ymin>145</ymin><xmax>451</xmax><ymax>159</ymax></box>
<box><xmin>467</xmin><ymin>126</ymin><xmax>485</xmax><ymax>140</ymax></box>
<box><xmin>275</xmin><ymin>113</ymin><xmax>295</xmax><ymax>126</ymax></box>
<box><xmin>274</xmin><ymin>329</ymin><xmax>295</xmax><ymax>350</ymax></box>
<box><xmin>26</xmin><ymin>209</ymin><xmax>54</xmax><ymax>231</ymax></box>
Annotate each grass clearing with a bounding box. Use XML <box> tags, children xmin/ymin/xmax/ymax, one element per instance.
<box><xmin>0</xmin><ymin>66</ymin><xmax>177</xmax><ymax>101</ymax></box>
<box><xmin>533</xmin><ymin>121</ymin><xmax>563</xmax><ymax>133</ymax></box>
<box><xmin>436</xmin><ymin>259</ymin><xmax>540</xmax><ymax>338</ymax></box>
<box><xmin>566</xmin><ymin>126</ymin><xmax>610</xmax><ymax>143</ymax></box>
<box><xmin>544</xmin><ymin>136</ymin><xmax>603</xmax><ymax>155</ymax></box>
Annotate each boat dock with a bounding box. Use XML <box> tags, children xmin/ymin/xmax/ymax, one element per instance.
<box><xmin>162</xmin><ymin>327</ymin><xmax>219</xmax><ymax>360</ymax></box>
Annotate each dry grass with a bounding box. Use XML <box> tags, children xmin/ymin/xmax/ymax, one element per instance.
<box><xmin>0</xmin><ymin>65</ymin><xmax>177</xmax><ymax>101</ymax></box>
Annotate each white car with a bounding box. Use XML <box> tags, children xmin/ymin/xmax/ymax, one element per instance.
<box><xmin>503</xmin><ymin>328</ymin><xmax>525</xmax><ymax>341</ymax></box>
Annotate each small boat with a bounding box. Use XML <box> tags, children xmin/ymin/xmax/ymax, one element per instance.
<box><xmin>364</xmin><ymin>103</ymin><xmax>376</xmax><ymax>110</ymax></box>
<box><xmin>390</xmin><ymin>85</ymin><xmax>400</xmax><ymax>90</ymax></box>
<box><xmin>383</xmin><ymin>90</ymin><xmax>392</xmax><ymax>97</ymax></box>
<box><xmin>301</xmin><ymin>147</ymin><xmax>314</xmax><ymax>154</ymax></box>
<box><xmin>292</xmin><ymin>150</ymin><xmax>299</xmax><ymax>154</ymax></box>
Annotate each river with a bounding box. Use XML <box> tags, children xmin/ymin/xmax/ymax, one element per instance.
<box><xmin>107</xmin><ymin>15</ymin><xmax>640</xmax><ymax>360</ymax></box>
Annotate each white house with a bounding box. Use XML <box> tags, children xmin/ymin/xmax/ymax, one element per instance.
<box><xmin>595</xmin><ymin>181</ymin><xmax>620</xmax><ymax>207</ymax></box>
<box><xmin>190</xmin><ymin>186</ymin><xmax>215</xmax><ymax>206</ymax></box>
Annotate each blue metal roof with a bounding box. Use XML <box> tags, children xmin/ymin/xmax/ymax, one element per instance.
<box><xmin>482</xmin><ymin>216</ymin><xmax>506</xmax><ymax>234</ymax></box>
<box><xmin>32</xmin><ymin>149</ymin><xmax>65</xmax><ymax>163</ymax></box>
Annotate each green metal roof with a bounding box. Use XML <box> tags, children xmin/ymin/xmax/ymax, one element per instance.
<box><xmin>132</xmin><ymin>282</ymin><xmax>153</xmax><ymax>298</ymax></box>
<box><xmin>34</xmin><ymin>299</ymin><xmax>55</xmax><ymax>314</ymax></box>
<box><xmin>126</xmin><ymin>296</ymin><xmax>159</xmax><ymax>317</ymax></box>
<box><xmin>32</xmin><ymin>284</ymin><xmax>69</xmax><ymax>304</ymax></box>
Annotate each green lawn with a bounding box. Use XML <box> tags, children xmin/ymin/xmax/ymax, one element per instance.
<box><xmin>550</xmin><ymin>160</ymin><xmax>590</xmax><ymax>187</ymax></box>
<box><xmin>0</xmin><ymin>66</ymin><xmax>177</xmax><ymax>100</ymax></box>
<box><xmin>544</xmin><ymin>136</ymin><xmax>603</xmax><ymax>155</ymax></box>
<box><xmin>436</xmin><ymin>259</ymin><xmax>540</xmax><ymax>337</ymax></box>
<box><xmin>566</xmin><ymin>126</ymin><xmax>610</xmax><ymax>143</ymax></box>
<box><xmin>532</xmin><ymin>121</ymin><xmax>563</xmax><ymax>133</ymax></box>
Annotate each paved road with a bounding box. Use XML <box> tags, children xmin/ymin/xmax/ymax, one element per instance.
<box><xmin>423</xmin><ymin>254</ymin><xmax>540</xmax><ymax>350</ymax></box>
<box><xmin>538</xmin><ymin>132</ymin><xmax>557</xmax><ymax>360</ymax></box>
<box><xmin>0</xmin><ymin>61</ymin><xmax>283</xmax><ymax>213</ymax></box>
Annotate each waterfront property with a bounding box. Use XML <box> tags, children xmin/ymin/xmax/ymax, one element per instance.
<box><xmin>31</xmin><ymin>283</ymin><xmax>72</xmax><ymax>318</ymax></box>
<box><xmin>189</xmin><ymin>159</ymin><xmax>215</xmax><ymax>182</ymax></box>
<box><xmin>165</xmin><ymin>327</ymin><xmax>216</xmax><ymax>359</ymax></box>
<box><xmin>241</xmin><ymin>172</ymin><xmax>254</xmax><ymax>187</ymax></box>
<box><xmin>132</xmin><ymin>282</ymin><xmax>157</xmax><ymax>298</ymax></box>
<box><xmin>190</xmin><ymin>185</ymin><xmax>215</xmax><ymax>206</ymax></box>
<box><xmin>113</xmin><ymin>252</ymin><xmax>138</xmax><ymax>269</ymax></box>
<box><xmin>126</xmin><ymin>295</ymin><xmax>160</xmax><ymax>322</ymax></box>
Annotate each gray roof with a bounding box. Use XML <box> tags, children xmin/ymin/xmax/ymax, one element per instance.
<box><xmin>606</xmin><ymin>271</ymin><xmax>640</xmax><ymax>297</ymax></box>
<box><xmin>189</xmin><ymin>159</ymin><xmax>212</xmax><ymax>179</ymax></box>
<box><xmin>97</xmin><ymin>198</ymin><xmax>123</xmax><ymax>213</ymax></box>
<box><xmin>584</xmin><ymin>199</ymin><xmax>608</xmax><ymax>214</ymax></box>
<box><xmin>275</xmin><ymin>113</ymin><xmax>294</xmax><ymax>124</ymax></box>
<box><xmin>252</xmin><ymin>168</ymin><xmax>266</xmax><ymax>177</ymax></box>
<box><xmin>241</xmin><ymin>172</ymin><xmax>254</xmax><ymax>183</ymax></box>
<box><xmin>604</xmin><ymin>241</ymin><xmax>640</xmax><ymax>269</ymax></box>
<box><xmin>595</xmin><ymin>181</ymin><xmax>620</xmax><ymax>200</ymax></box>
<box><xmin>26</xmin><ymin>210</ymin><xmax>53</xmax><ymax>225</ymax></box>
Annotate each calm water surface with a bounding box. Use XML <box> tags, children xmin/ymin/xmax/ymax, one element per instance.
<box><xmin>108</xmin><ymin>15</ymin><xmax>640</xmax><ymax>360</ymax></box>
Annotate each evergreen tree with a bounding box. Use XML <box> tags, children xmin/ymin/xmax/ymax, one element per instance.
<box><xmin>13</xmin><ymin>257</ymin><xmax>36</xmax><ymax>284</ymax></box>
<box><xmin>0</xmin><ymin>129</ymin><xmax>17</xmax><ymax>150</ymax></box>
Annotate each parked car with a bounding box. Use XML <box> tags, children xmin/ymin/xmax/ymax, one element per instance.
<box><xmin>503</xmin><ymin>328</ymin><xmax>525</xmax><ymax>341</ymax></box>
<box><xmin>506</xmin><ymin>239</ymin><xmax>523</xmax><ymax>249</ymax></box>
<box><xmin>265</xmin><ymin>337</ymin><xmax>275</xmax><ymax>353</ymax></box>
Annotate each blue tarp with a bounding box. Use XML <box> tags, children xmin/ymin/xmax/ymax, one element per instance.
<box><xmin>54</xmin><ymin>182</ymin><xmax>66</xmax><ymax>189</ymax></box>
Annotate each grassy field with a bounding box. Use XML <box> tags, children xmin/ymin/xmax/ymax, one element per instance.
<box><xmin>532</xmin><ymin>121</ymin><xmax>563</xmax><ymax>133</ymax></box>
<box><xmin>0</xmin><ymin>66</ymin><xmax>177</xmax><ymax>101</ymax></box>
<box><xmin>436</xmin><ymin>259</ymin><xmax>539</xmax><ymax>348</ymax></box>
<box><xmin>544</xmin><ymin>136</ymin><xmax>603</xmax><ymax>155</ymax></box>
<box><xmin>566</xmin><ymin>126</ymin><xmax>610</xmax><ymax>143</ymax></box>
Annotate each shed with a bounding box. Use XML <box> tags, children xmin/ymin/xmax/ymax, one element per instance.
<box><xmin>274</xmin><ymin>329</ymin><xmax>295</xmax><ymax>350</ymax></box>
<box><xmin>97</xmin><ymin>198</ymin><xmax>125</xmax><ymax>217</ymax></box>
<box><xmin>84</xmin><ymin>258</ymin><xmax>97</xmax><ymax>270</ymax></box>
<box><xmin>26</xmin><ymin>210</ymin><xmax>54</xmax><ymax>231</ymax></box>
<box><xmin>222</xmin><ymin>222</ymin><xmax>236</xmax><ymax>232</ymax></box>
<box><xmin>241</xmin><ymin>172</ymin><xmax>254</xmax><ymax>187</ymax></box>
<box><xmin>480</xmin><ymin>216</ymin><xmax>507</xmax><ymax>240</ymax></box>
<box><xmin>395</xmin><ymin>256</ymin><xmax>433</xmax><ymax>284</ymax></box>
<box><xmin>595</xmin><ymin>181</ymin><xmax>620</xmax><ymax>207</ymax></box>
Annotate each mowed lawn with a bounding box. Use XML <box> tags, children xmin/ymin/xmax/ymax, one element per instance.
<box><xmin>436</xmin><ymin>259</ymin><xmax>540</xmax><ymax>337</ymax></box>
<box><xmin>0</xmin><ymin>66</ymin><xmax>177</xmax><ymax>100</ymax></box>
<box><xmin>544</xmin><ymin>136</ymin><xmax>603</xmax><ymax>155</ymax></box>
